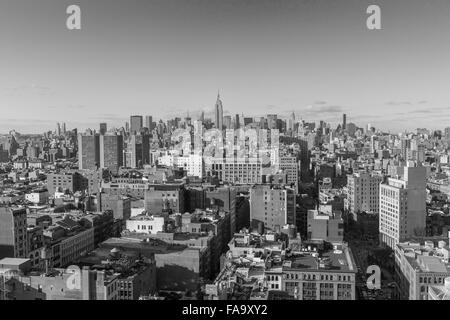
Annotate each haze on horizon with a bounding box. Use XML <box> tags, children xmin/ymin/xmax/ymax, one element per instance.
<box><xmin>1</xmin><ymin>0</ymin><xmax>450</xmax><ymax>134</ymax></box>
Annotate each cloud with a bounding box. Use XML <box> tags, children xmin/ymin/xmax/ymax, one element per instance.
<box><xmin>313</xmin><ymin>101</ymin><xmax>327</xmax><ymax>105</ymax></box>
<box><xmin>304</xmin><ymin>105</ymin><xmax>344</xmax><ymax>114</ymax></box>
<box><xmin>386</xmin><ymin>101</ymin><xmax>412</xmax><ymax>106</ymax></box>
<box><xmin>1</xmin><ymin>84</ymin><xmax>53</xmax><ymax>96</ymax></box>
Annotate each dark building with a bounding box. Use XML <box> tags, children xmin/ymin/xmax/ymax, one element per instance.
<box><xmin>78</xmin><ymin>133</ymin><xmax>100</xmax><ymax>170</ymax></box>
<box><xmin>100</xmin><ymin>134</ymin><xmax>123</xmax><ymax>174</ymax></box>
<box><xmin>47</xmin><ymin>172</ymin><xmax>86</xmax><ymax>194</ymax></box>
<box><xmin>130</xmin><ymin>115</ymin><xmax>143</xmax><ymax>134</ymax></box>
<box><xmin>99</xmin><ymin>123</ymin><xmax>107</xmax><ymax>135</ymax></box>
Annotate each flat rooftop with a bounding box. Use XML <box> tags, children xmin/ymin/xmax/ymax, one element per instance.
<box><xmin>0</xmin><ymin>258</ymin><xmax>30</xmax><ymax>266</ymax></box>
<box><xmin>283</xmin><ymin>248</ymin><xmax>355</xmax><ymax>273</ymax></box>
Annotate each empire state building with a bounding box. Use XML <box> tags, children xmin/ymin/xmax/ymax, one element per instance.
<box><xmin>214</xmin><ymin>92</ymin><xmax>223</xmax><ymax>130</ymax></box>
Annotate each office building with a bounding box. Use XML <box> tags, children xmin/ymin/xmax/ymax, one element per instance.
<box><xmin>379</xmin><ymin>165</ymin><xmax>427</xmax><ymax>249</ymax></box>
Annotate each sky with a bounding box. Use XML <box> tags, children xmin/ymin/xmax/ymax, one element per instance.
<box><xmin>1</xmin><ymin>0</ymin><xmax>450</xmax><ymax>133</ymax></box>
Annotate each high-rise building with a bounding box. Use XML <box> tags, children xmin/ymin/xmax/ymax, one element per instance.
<box><xmin>124</xmin><ymin>134</ymin><xmax>149</xmax><ymax>168</ymax></box>
<box><xmin>347</xmin><ymin>171</ymin><xmax>383</xmax><ymax>218</ymax></box>
<box><xmin>100</xmin><ymin>133</ymin><xmax>124</xmax><ymax>174</ymax></box>
<box><xmin>99</xmin><ymin>123</ymin><xmax>107</xmax><ymax>135</ymax></box>
<box><xmin>249</xmin><ymin>185</ymin><xmax>296</xmax><ymax>232</ymax></box>
<box><xmin>279</xmin><ymin>156</ymin><xmax>299</xmax><ymax>190</ymax></box>
<box><xmin>445</xmin><ymin>127</ymin><xmax>450</xmax><ymax>140</ymax></box>
<box><xmin>235</xmin><ymin>114</ymin><xmax>240</xmax><ymax>129</ymax></box>
<box><xmin>0</xmin><ymin>206</ymin><xmax>27</xmax><ymax>259</ymax></box>
<box><xmin>214</xmin><ymin>93</ymin><xmax>223</xmax><ymax>131</ymax></box>
<box><xmin>379</xmin><ymin>165</ymin><xmax>426</xmax><ymax>249</ymax></box>
<box><xmin>307</xmin><ymin>209</ymin><xmax>344</xmax><ymax>244</ymax></box>
<box><xmin>223</xmin><ymin>115</ymin><xmax>232</xmax><ymax>129</ymax></box>
<box><xmin>342</xmin><ymin>114</ymin><xmax>347</xmax><ymax>130</ymax></box>
<box><xmin>78</xmin><ymin>133</ymin><xmax>100</xmax><ymax>170</ymax></box>
<box><xmin>267</xmin><ymin>114</ymin><xmax>278</xmax><ymax>130</ymax></box>
<box><xmin>395</xmin><ymin>241</ymin><xmax>450</xmax><ymax>300</ymax></box>
<box><xmin>130</xmin><ymin>115</ymin><xmax>143</xmax><ymax>134</ymax></box>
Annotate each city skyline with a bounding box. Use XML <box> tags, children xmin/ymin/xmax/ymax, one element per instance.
<box><xmin>2</xmin><ymin>0</ymin><xmax>450</xmax><ymax>133</ymax></box>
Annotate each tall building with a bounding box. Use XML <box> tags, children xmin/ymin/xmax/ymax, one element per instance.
<box><xmin>100</xmin><ymin>133</ymin><xmax>124</xmax><ymax>174</ymax></box>
<box><xmin>379</xmin><ymin>165</ymin><xmax>427</xmax><ymax>249</ymax></box>
<box><xmin>0</xmin><ymin>206</ymin><xmax>27</xmax><ymax>259</ymax></box>
<box><xmin>223</xmin><ymin>115</ymin><xmax>232</xmax><ymax>129</ymax></box>
<box><xmin>214</xmin><ymin>93</ymin><xmax>223</xmax><ymax>131</ymax></box>
<box><xmin>145</xmin><ymin>116</ymin><xmax>153</xmax><ymax>131</ymax></box>
<box><xmin>209</xmin><ymin>158</ymin><xmax>262</xmax><ymax>184</ymax></box>
<box><xmin>124</xmin><ymin>134</ymin><xmax>149</xmax><ymax>168</ymax></box>
<box><xmin>249</xmin><ymin>185</ymin><xmax>296</xmax><ymax>232</ymax></box>
<box><xmin>99</xmin><ymin>123</ymin><xmax>107</xmax><ymax>135</ymax></box>
<box><xmin>347</xmin><ymin>171</ymin><xmax>383</xmax><ymax>217</ymax></box>
<box><xmin>279</xmin><ymin>156</ymin><xmax>299</xmax><ymax>190</ymax></box>
<box><xmin>78</xmin><ymin>133</ymin><xmax>100</xmax><ymax>170</ymax></box>
<box><xmin>342</xmin><ymin>114</ymin><xmax>347</xmax><ymax>130</ymax></box>
<box><xmin>235</xmin><ymin>114</ymin><xmax>240</xmax><ymax>129</ymax></box>
<box><xmin>130</xmin><ymin>115</ymin><xmax>143</xmax><ymax>134</ymax></box>
<box><xmin>267</xmin><ymin>114</ymin><xmax>278</xmax><ymax>130</ymax></box>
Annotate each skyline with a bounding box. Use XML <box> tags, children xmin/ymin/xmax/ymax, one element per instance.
<box><xmin>2</xmin><ymin>0</ymin><xmax>450</xmax><ymax>133</ymax></box>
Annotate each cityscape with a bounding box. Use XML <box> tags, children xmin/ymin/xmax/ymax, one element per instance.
<box><xmin>1</xmin><ymin>95</ymin><xmax>450</xmax><ymax>301</ymax></box>
<box><xmin>2</xmin><ymin>0</ymin><xmax>450</xmax><ymax>305</ymax></box>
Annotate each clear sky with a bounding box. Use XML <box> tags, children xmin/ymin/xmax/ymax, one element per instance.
<box><xmin>1</xmin><ymin>0</ymin><xmax>450</xmax><ymax>133</ymax></box>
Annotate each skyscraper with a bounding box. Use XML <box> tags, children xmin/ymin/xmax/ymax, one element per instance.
<box><xmin>99</xmin><ymin>123</ymin><xmax>107</xmax><ymax>135</ymax></box>
<box><xmin>214</xmin><ymin>93</ymin><xmax>223</xmax><ymax>131</ymax></box>
<box><xmin>124</xmin><ymin>133</ymin><xmax>150</xmax><ymax>168</ymax></box>
<box><xmin>379</xmin><ymin>165</ymin><xmax>426</xmax><ymax>249</ymax></box>
<box><xmin>223</xmin><ymin>115</ymin><xmax>232</xmax><ymax>129</ymax></box>
<box><xmin>342</xmin><ymin>114</ymin><xmax>347</xmax><ymax>130</ymax></box>
<box><xmin>145</xmin><ymin>116</ymin><xmax>153</xmax><ymax>131</ymax></box>
<box><xmin>78</xmin><ymin>133</ymin><xmax>100</xmax><ymax>170</ymax></box>
<box><xmin>130</xmin><ymin>115</ymin><xmax>143</xmax><ymax>134</ymax></box>
<box><xmin>100</xmin><ymin>133</ymin><xmax>123</xmax><ymax>174</ymax></box>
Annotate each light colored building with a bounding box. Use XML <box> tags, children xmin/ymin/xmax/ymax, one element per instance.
<box><xmin>379</xmin><ymin>165</ymin><xmax>426</xmax><ymax>249</ymax></box>
<box><xmin>250</xmin><ymin>185</ymin><xmax>296</xmax><ymax>232</ymax></box>
<box><xmin>126</xmin><ymin>214</ymin><xmax>166</xmax><ymax>235</ymax></box>
<box><xmin>25</xmin><ymin>189</ymin><xmax>49</xmax><ymax>205</ymax></box>
<box><xmin>209</xmin><ymin>158</ymin><xmax>263</xmax><ymax>184</ymax></box>
<box><xmin>347</xmin><ymin>171</ymin><xmax>383</xmax><ymax>217</ymax></box>
<box><xmin>279</xmin><ymin>156</ymin><xmax>299</xmax><ymax>189</ymax></box>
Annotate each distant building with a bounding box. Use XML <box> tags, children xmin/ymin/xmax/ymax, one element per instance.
<box><xmin>78</xmin><ymin>133</ymin><xmax>100</xmax><ymax>170</ymax></box>
<box><xmin>130</xmin><ymin>115</ymin><xmax>143</xmax><ymax>134</ymax></box>
<box><xmin>100</xmin><ymin>133</ymin><xmax>123</xmax><ymax>174</ymax></box>
<box><xmin>395</xmin><ymin>241</ymin><xmax>450</xmax><ymax>300</ymax></box>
